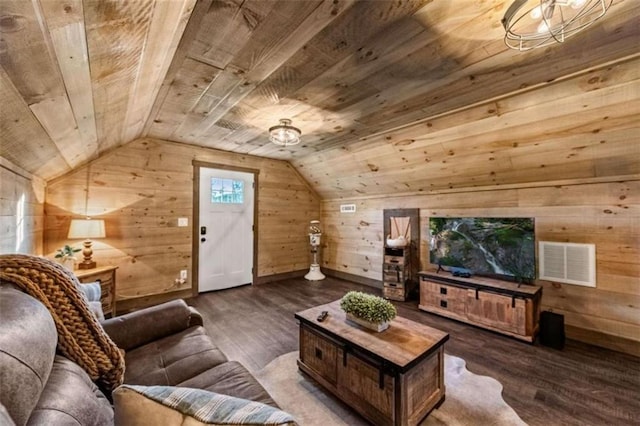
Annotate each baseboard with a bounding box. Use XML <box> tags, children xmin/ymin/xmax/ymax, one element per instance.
<box><xmin>255</xmin><ymin>269</ymin><xmax>307</xmax><ymax>285</ymax></box>
<box><xmin>323</xmin><ymin>268</ymin><xmax>382</xmax><ymax>289</ymax></box>
<box><xmin>566</xmin><ymin>325</ymin><xmax>640</xmax><ymax>357</ymax></box>
<box><xmin>116</xmin><ymin>289</ymin><xmax>193</xmax><ymax>315</ymax></box>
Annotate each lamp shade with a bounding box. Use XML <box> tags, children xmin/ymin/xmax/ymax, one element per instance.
<box><xmin>68</xmin><ymin>219</ymin><xmax>106</xmax><ymax>239</ymax></box>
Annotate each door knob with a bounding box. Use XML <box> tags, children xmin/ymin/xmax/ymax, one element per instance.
<box><xmin>201</xmin><ymin>237</ymin><xmax>206</xmax><ymax>242</ymax></box>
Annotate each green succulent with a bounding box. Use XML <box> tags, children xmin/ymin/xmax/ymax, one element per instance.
<box><xmin>55</xmin><ymin>245</ymin><xmax>81</xmax><ymax>259</ymax></box>
<box><xmin>340</xmin><ymin>291</ymin><xmax>397</xmax><ymax>324</ymax></box>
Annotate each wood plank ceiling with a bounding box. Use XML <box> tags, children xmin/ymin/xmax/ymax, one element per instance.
<box><xmin>1</xmin><ymin>0</ymin><xmax>639</xmax><ymax>198</ymax></box>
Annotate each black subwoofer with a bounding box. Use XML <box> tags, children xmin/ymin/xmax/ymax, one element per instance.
<box><xmin>540</xmin><ymin>311</ymin><xmax>565</xmax><ymax>350</ymax></box>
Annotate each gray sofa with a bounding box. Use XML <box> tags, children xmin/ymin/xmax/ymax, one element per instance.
<box><xmin>0</xmin><ymin>284</ymin><xmax>276</xmax><ymax>425</ymax></box>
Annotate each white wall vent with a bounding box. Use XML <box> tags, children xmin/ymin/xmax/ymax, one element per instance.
<box><xmin>340</xmin><ymin>204</ymin><xmax>356</xmax><ymax>213</ymax></box>
<box><xmin>538</xmin><ymin>241</ymin><xmax>596</xmax><ymax>287</ymax></box>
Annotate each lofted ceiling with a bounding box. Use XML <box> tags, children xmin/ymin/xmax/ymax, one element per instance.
<box><xmin>1</xmin><ymin>0</ymin><xmax>639</xmax><ymax>198</ymax></box>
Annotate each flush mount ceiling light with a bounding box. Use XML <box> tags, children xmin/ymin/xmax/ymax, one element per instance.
<box><xmin>502</xmin><ymin>0</ymin><xmax>612</xmax><ymax>51</ymax></box>
<box><xmin>269</xmin><ymin>118</ymin><xmax>301</xmax><ymax>146</ymax></box>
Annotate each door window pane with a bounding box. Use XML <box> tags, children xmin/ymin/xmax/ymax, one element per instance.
<box><xmin>211</xmin><ymin>178</ymin><xmax>244</xmax><ymax>204</ymax></box>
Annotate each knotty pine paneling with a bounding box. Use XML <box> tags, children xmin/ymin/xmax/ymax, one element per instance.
<box><xmin>2</xmin><ymin>1</ymin><xmax>638</xmax><ymax>183</ymax></box>
<box><xmin>0</xmin><ymin>158</ymin><xmax>45</xmax><ymax>255</ymax></box>
<box><xmin>321</xmin><ymin>180</ymin><xmax>640</xmax><ymax>355</ymax></box>
<box><xmin>293</xmin><ymin>57</ymin><xmax>640</xmax><ymax>200</ymax></box>
<box><xmin>45</xmin><ymin>138</ymin><xmax>320</xmax><ymax>305</ymax></box>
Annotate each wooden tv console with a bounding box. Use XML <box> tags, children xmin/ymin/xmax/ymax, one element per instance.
<box><xmin>418</xmin><ymin>271</ymin><xmax>542</xmax><ymax>342</ymax></box>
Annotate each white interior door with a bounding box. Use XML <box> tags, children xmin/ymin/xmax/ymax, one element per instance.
<box><xmin>198</xmin><ymin>167</ymin><xmax>254</xmax><ymax>292</ymax></box>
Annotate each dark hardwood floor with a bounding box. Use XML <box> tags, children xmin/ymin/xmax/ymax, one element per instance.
<box><xmin>187</xmin><ymin>277</ymin><xmax>640</xmax><ymax>426</ymax></box>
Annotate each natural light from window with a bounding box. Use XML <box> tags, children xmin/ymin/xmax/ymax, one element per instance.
<box><xmin>211</xmin><ymin>178</ymin><xmax>244</xmax><ymax>204</ymax></box>
<box><xmin>15</xmin><ymin>192</ymin><xmax>25</xmax><ymax>252</ymax></box>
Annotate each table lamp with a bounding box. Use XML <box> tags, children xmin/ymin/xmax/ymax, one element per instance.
<box><xmin>68</xmin><ymin>218</ymin><xmax>106</xmax><ymax>269</ymax></box>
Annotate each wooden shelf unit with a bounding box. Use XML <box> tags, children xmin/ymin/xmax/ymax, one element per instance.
<box><xmin>76</xmin><ymin>265</ymin><xmax>118</xmax><ymax>317</ymax></box>
<box><xmin>383</xmin><ymin>246</ymin><xmax>412</xmax><ymax>301</ymax></box>
<box><xmin>382</xmin><ymin>208</ymin><xmax>419</xmax><ymax>302</ymax></box>
<box><xmin>418</xmin><ymin>271</ymin><xmax>542</xmax><ymax>342</ymax></box>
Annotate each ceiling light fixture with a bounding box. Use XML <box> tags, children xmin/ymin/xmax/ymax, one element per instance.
<box><xmin>269</xmin><ymin>118</ymin><xmax>301</xmax><ymax>146</ymax></box>
<box><xmin>502</xmin><ymin>0</ymin><xmax>612</xmax><ymax>51</ymax></box>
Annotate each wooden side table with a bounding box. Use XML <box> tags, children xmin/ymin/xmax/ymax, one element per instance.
<box><xmin>76</xmin><ymin>266</ymin><xmax>118</xmax><ymax>317</ymax></box>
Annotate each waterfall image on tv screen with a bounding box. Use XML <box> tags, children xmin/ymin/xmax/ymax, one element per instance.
<box><xmin>429</xmin><ymin>217</ymin><xmax>535</xmax><ymax>281</ymax></box>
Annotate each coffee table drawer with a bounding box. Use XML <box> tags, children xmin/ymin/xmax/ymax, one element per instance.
<box><xmin>300</xmin><ymin>325</ymin><xmax>339</xmax><ymax>384</ymax></box>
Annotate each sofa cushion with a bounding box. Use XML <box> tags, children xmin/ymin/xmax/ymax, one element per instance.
<box><xmin>26</xmin><ymin>356</ymin><xmax>113</xmax><ymax>426</ymax></box>
<box><xmin>0</xmin><ymin>285</ymin><xmax>57</xmax><ymax>426</ymax></box>
<box><xmin>102</xmin><ymin>299</ymin><xmax>195</xmax><ymax>351</ymax></box>
<box><xmin>124</xmin><ymin>326</ymin><xmax>228</xmax><ymax>386</ymax></box>
<box><xmin>113</xmin><ymin>385</ymin><xmax>295</xmax><ymax>426</ymax></box>
<box><xmin>0</xmin><ymin>402</ymin><xmax>15</xmax><ymax>426</ymax></box>
<box><xmin>179</xmin><ymin>361</ymin><xmax>277</xmax><ymax>408</ymax></box>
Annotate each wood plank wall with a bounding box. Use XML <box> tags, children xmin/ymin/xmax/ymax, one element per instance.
<box><xmin>44</xmin><ymin>138</ymin><xmax>320</xmax><ymax>307</ymax></box>
<box><xmin>0</xmin><ymin>158</ymin><xmax>45</xmax><ymax>255</ymax></box>
<box><xmin>321</xmin><ymin>180</ymin><xmax>640</xmax><ymax>355</ymax></box>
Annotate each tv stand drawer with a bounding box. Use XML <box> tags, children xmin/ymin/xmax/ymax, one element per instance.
<box><xmin>419</xmin><ymin>280</ymin><xmax>467</xmax><ymax>319</ymax></box>
<box><xmin>418</xmin><ymin>272</ymin><xmax>541</xmax><ymax>342</ymax></box>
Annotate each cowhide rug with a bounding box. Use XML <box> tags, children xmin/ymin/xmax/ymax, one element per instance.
<box><xmin>253</xmin><ymin>351</ymin><xmax>527</xmax><ymax>426</ymax></box>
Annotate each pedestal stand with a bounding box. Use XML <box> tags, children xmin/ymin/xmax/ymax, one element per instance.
<box><xmin>305</xmin><ymin>245</ymin><xmax>325</xmax><ymax>281</ymax></box>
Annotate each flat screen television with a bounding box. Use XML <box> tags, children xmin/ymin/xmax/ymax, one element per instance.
<box><xmin>429</xmin><ymin>217</ymin><xmax>535</xmax><ymax>282</ymax></box>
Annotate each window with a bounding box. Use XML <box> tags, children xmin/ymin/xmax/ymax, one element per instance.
<box><xmin>211</xmin><ymin>178</ymin><xmax>244</xmax><ymax>204</ymax></box>
<box><xmin>15</xmin><ymin>193</ymin><xmax>25</xmax><ymax>252</ymax></box>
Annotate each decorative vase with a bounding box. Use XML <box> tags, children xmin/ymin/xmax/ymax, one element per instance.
<box><xmin>345</xmin><ymin>312</ymin><xmax>389</xmax><ymax>332</ymax></box>
<box><xmin>59</xmin><ymin>257</ymin><xmax>76</xmax><ymax>271</ymax></box>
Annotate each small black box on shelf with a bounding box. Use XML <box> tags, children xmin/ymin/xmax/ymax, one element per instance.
<box><xmin>540</xmin><ymin>311</ymin><xmax>565</xmax><ymax>350</ymax></box>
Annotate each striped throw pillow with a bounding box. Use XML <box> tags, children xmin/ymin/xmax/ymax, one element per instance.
<box><xmin>78</xmin><ymin>281</ymin><xmax>101</xmax><ymax>302</ymax></box>
<box><xmin>114</xmin><ymin>385</ymin><xmax>296</xmax><ymax>425</ymax></box>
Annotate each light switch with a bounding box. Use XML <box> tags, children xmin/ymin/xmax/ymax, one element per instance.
<box><xmin>178</xmin><ymin>218</ymin><xmax>188</xmax><ymax>227</ymax></box>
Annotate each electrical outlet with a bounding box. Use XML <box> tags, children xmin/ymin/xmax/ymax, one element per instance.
<box><xmin>178</xmin><ymin>217</ymin><xmax>188</xmax><ymax>227</ymax></box>
<box><xmin>180</xmin><ymin>269</ymin><xmax>188</xmax><ymax>280</ymax></box>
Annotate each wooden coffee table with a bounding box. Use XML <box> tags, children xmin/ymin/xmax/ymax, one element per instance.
<box><xmin>295</xmin><ymin>300</ymin><xmax>449</xmax><ymax>426</ymax></box>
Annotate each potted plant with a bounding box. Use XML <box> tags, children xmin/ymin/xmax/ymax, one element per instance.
<box><xmin>55</xmin><ymin>245</ymin><xmax>81</xmax><ymax>270</ymax></box>
<box><xmin>340</xmin><ymin>291</ymin><xmax>397</xmax><ymax>332</ymax></box>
